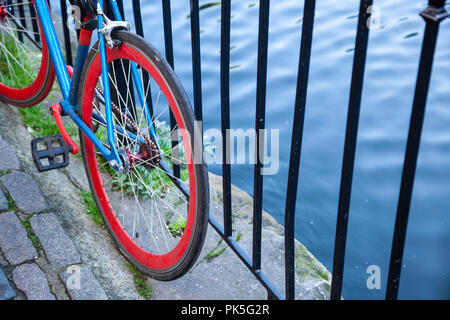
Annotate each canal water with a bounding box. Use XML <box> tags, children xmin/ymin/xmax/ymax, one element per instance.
<box><xmin>59</xmin><ymin>0</ymin><xmax>449</xmax><ymax>299</ymax></box>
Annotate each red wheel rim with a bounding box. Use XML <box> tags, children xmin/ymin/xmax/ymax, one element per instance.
<box><xmin>81</xmin><ymin>44</ymin><xmax>197</xmax><ymax>270</ymax></box>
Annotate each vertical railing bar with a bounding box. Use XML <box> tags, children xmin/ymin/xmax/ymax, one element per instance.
<box><xmin>28</xmin><ymin>1</ymin><xmax>40</xmax><ymax>43</ymax></box>
<box><xmin>189</xmin><ymin>0</ymin><xmax>203</xmax><ymax>125</ymax></box>
<box><xmin>162</xmin><ymin>0</ymin><xmax>174</xmax><ymax>68</ymax></box>
<box><xmin>59</xmin><ymin>0</ymin><xmax>73</xmax><ymax>66</ymax></box>
<box><xmin>330</xmin><ymin>0</ymin><xmax>373</xmax><ymax>300</ymax></box>
<box><xmin>252</xmin><ymin>0</ymin><xmax>270</xmax><ymax>271</ymax></box>
<box><xmin>17</xmin><ymin>0</ymin><xmax>25</xmax><ymax>43</ymax></box>
<box><xmin>113</xmin><ymin>0</ymin><xmax>141</xmax><ymax>139</ymax></box>
<box><xmin>8</xmin><ymin>1</ymin><xmax>15</xmax><ymax>31</ymax></box>
<box><xmin>385</xmin><ymin>0</ymin><xmax>448</xmax><ymax>300</ymax></box>
<box><xmin>162</xmin><ymin>0</ymin><xmax>180</xmax><ymax>179</ymax></box>
<box><xmin>8</xmin><ymin>1</ymin><xmax>15</xmax><ymax>20</ymax></box>
<box><xmin>103</xmin><ymin>0</ymin><xmax>131</xmax><ymax>123</ymax></box>
<box><xmin>132</xmin><ymin>0</ymin><xmax>154</xmax><ymax>117</ymax></box>
<box><xmin>132</xmin><ymin>0</ymin><xmax>144</xmax><ymax>36</ymax></box>
<box><xmin>116</xmin><ymin>0</ymin><xmax>125</xmax><ymax>19</ymax></box>
<box><xmin>220</xmin><ymin>0</ymin><xmax>232</xmax><ymax>238</ymax></box>
<box><xmin>284</xmin><ymin>0</ymin><xmax>316</xmax><ymax>301</ymax></box>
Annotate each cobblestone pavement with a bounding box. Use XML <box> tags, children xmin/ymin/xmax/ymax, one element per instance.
<box><xmin>0</xmin><ymin>134</ymin><xmax>108</xmax><ymax>300</ymax></box>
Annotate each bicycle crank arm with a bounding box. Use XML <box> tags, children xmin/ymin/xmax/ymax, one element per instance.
<box><xmin>49</xmin><ymin>104</ymin><xmax>79</xmax><ymax>155</ymax></box>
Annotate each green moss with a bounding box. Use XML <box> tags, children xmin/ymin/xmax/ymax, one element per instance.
<box><xmin>3</xmin><ymin>192</ymin><xmax>17</xmax><ymax>213</ymax></box>
<box><xmin>80</xmin><ymin>190</ymin><xmax>104</xmax><ymax>226</ymax></box>
<box><xmin>206</xmin><ymin>233</ymin><xmax>241</xmax><ymax>261</ymax></box>
<box><xmin>126</xmin><ymin>262</ymin><xmax>153</xmax><ymax>300</ymax></box>
<box><xmin>295</xmin><ymin>245</ymin><xmax>330</xmax><ymax>282</ymax></box>
<box><xmin>207</xmin><ymin>239</ymin><xmax>227</xmax><ymax>261</ymax></box>
<box><xmin>317</xmin><ymin>269</ymin><xmax>329</xmax><ymax>281</ymax></box>
<box><xmin>0</xmin><ymin>169</ymin><xmax>12</xmax><ymax>176</ymax></box>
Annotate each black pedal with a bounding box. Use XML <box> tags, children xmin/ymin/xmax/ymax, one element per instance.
<box><xmin>31</xmin><ymin>135</ymin><xmax>71</xmax><ymax>172</ymax></box>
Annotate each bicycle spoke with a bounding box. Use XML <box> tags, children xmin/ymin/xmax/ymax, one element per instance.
<box><xmin>0</xmin><ymin>0</ymin><xmax>42</xmax><ymax>89</ymax></box>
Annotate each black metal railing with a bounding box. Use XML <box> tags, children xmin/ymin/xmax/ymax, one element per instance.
<box><xmin>28</xmin><ymin>0</ymin><xmax>448</xmax><ymax>300</ymax></box>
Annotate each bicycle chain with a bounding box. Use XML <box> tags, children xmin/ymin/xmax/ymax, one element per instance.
<box><xmin>94</xmin><ymin>87</ymin><xmax>161</xmax><ymax>168</ymax></box>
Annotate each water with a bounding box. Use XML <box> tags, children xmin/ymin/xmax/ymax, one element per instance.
<box><xmin>60</xmin><ymin>1</ymin><xmax>450</xmax><ymax>299</ymax></box>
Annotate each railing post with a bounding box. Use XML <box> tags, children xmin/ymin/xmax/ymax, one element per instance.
<box><xmin>252</xmin><ymin>0</ymin><xmax>270</xmax><ymax>272</ymax></box>
<box><xmin>284</xmin><ymin>0</ymin><xmax>316</xmax><ymax>300</ymax></box>
<box><xmin>116</xmin><ymin>0</ymin><xmax>125</xmax><ymax>19</ymax></box>
<box><xmin>28</xmin><ymin>2</ymin><xmax>40</xmax><ymax>42</ymax></box>
<box><xmin>17</xmin><ymin>0</ymin><xmax>26</xmax><ymax>43</ymax></box>
<box><xmin>220</xmin><ymin>0</ymin><xmax>233</xmax><ymax>238</ymax></box>
<box><xmin>103</xmin><ymin>0</ymin><xmax>131</xmax><ymax>120</ymax></box>
<box><xmin>385</xmin><ymin>0</ymin><xmax>448</xmax><ymax>300</ymax></box>
<box><xmin>59</xmin><ymin>0</ymin><xmax>72</xmax><ymax>66</ymax></box>
<box><xmin>162</xmin><ymin>0</ymin><xmax>180</xmax><ymax>179</ymax></box>
<box><xmin>330</xmin><ymin>0</ymin><xmax>373</xmax><ymax>300</ymax></box>
<box><xmin>132</xmin><ymin>0</ymin><xmax>144</xmax><ymax>36</ymax></box>
<box><xmin>189</xmin><ymin>0</ymin><xmax>203</xmax><ymax>125</ymax></box>
<box><xmin>132</xmin><ymin>0</ymin><xmax>154</xmax><ymax>118</ymax></box>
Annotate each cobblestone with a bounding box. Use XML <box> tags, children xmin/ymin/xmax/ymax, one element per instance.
<box><xmin>0</xmin><ymin>172</ymin><xmax>48</xmax><ymax>214</ymax></box>
<box><xmin>12</xmin><ymin>263</ymin><xmax>55</xmax><ymax>300</ymax></box>
<box><xmin>0</xmin><ymin>268</ymin><xmax>16</xmax><ymax>300</ymax></box>
<box><xmin>61</xmin><ymin>266</ymin><xmax>108</xmax><ymax>300</ymax></box>
<box><xmin>0</xmin><ymin>106</ymin><xmax>121</xmax><ymax>300</ymax></box>
<box><xmin>0</xmin><ymin>189</ymin><xmax>8</xmax><ymax>211</ymax></box>
<box><xmin>0</xmin><ymin>253</ymin><xmax>7</xmax><ymax>266</ymax></box>
<box><xmin>0</xmin><ymin>135</ymin><xmax>21</xmax><ymax>171</ymax></box>
<box><xmin>0</xmin><ymin>212</ymin><xmax>37</xmax><ymax>265</ymax></box>
<box><xmin>30</xmin><ymin>213</ymin><xmax>81</xmax><ymax>269</ymax></box>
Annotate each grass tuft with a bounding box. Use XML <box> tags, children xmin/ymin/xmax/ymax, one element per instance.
<box><xmin>20</xmin><ymin>214</ymin><xmax>41</xmax><ymax>250</ymax></box>
<box><xmin>4</xmin><ymin>191</ymin><xmax>18</xmax><ymax>213</ymax></box>
<box><xmin>0</xmin><ymin>169</ymin><xmax>12</xmax><ymax>176</ymax></box>
<box><xmin>126</xmin><ymin>262</ymin><xmax>153</xmax><ymax>300</ymax></box>
<box><xmin>80</xmin><ymin>190</ymin><xmax>104</xmax><ymax>226</ymax></box>
<box><xmin>18</xmin><ymin>105</ymin><xmax>78</xmax><ymax>139</ymax></box>
<box><xmin>206</xmin><ymin>233</ymin><xmax>242</xmax><ymax>262</ymax></box>
<box><xmin>168</xmin><ymin>217</ymin><xmax>186</xmax><ymax>237</ymax></box>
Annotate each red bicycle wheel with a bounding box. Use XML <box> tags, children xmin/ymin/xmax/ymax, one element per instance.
<box><xmin>78</xmin><ymin>31</ymin><xmax>209</xmax><ymax>280</ymax></box>
<box><xmin>0</xmin><ymin>0</ymin><xmax>54</xmax><ymax>107</ymax></box>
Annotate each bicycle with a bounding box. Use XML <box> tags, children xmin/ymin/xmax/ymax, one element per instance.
<box><xmin>0</xmin><ymin>0</ymin><xmax>209</xmax><ymax>281</ymax></box>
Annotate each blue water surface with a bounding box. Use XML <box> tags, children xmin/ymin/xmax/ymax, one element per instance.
<box><xmin>120</xmin><ymin>0</ymin><xmax>450</xmax><ymax>300</ymax></box>
<box><xmin>49</xmin><ymin>0</ymin><xmax>449</xmax><ymax>299</ymax></box>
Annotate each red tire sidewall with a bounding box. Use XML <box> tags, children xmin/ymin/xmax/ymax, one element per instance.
<box><xmin>0</xmin><ymin>0</ymin><xmax>54</xmax><ymax>106</ymax></box>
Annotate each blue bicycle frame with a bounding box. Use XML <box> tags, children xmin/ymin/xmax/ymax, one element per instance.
<box><xmin>33</xmin><ymin>0</ymin><xmax>156</xmax><ymax>169</ymax></box>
